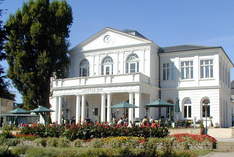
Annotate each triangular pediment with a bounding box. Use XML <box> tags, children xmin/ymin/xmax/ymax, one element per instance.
<box><xmin>73</xmin><ymin>27</ymin><xmax>152</xmax><ymax>52</ymax></box>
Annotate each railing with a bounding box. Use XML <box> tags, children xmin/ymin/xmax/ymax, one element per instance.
<box><xmin>51</xmin><ymin>73</ymin><xmax>151</xmax><ymax>88</ymax></box>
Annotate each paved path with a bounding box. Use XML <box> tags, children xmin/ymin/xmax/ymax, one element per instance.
<box><xmin>202</xmin><ymin>152</ymin><xmax>234</xmax><ymax>157</ymax></box>
<box><xmin>217</xmin><ymin>138</ymin><xmax>234</xmax><ymax>142</ymax></box>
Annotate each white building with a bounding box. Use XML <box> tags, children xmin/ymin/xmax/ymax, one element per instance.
<box><xmin>50</xmin><ymin>27</ymin><xmax>233</xmax><ymax>127</ymax></box>
<box><xmin>231</xmin><ymin>81</ymin><xmax>234</xmax><ymax>125</ymax></box>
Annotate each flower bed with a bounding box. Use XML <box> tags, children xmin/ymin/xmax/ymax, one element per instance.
<box><xmin>20</xmin><ymin>123</ymin><xmax>169</xmax><ymax>140</ymax></box>
<box><xmin>171</xmin><ymin>133</ymin><xmax>217</xmax><ymax>150</ymax></box>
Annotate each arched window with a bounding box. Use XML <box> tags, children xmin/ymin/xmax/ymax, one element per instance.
<box><xmin>101</xmin><ymin>56</ymin><xmax>113</xmax><ymax>75</ymax></box>
<box><xmin>202</xmin><ymin>97</ymin><xmax>210</xmax><ymax>117</ymax></box>
<box><xmin>183</xmin><ymin>98</ymin><xmax>192</xmax><ymax>118</ymax></box>
<box><xmin>126</xmin><ymin>54</ymin><xmax>139</xmax><ymax>73</ymax></box>
<box><xmin>79</xmin><ymin>59</ymin><xmax>89</xmax><ymax>77</ymax></box>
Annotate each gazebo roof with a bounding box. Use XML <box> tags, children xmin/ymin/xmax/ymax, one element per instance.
<box><xmin>111</xmin><ymin>102</ymin><xmax>138</xmax><ymax>109</ymax></box>
<box><xmin>145</xmin><ymin>99</ymin><xmax>175</xmax><ymax>107</ymax></box>
<box><xmin>31</xmin><ymin>106</ymin><xmax>54</xmax><ymax>113</ymax></box>
<box><xmin>9</xmin><ymin>108</ymin><xmax>30</xmax><ymax>114</ymax></box>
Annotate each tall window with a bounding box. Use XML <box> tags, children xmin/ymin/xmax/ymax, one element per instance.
<box><xmin>126</xmin><ymin>54</ymin><xmax>139</xmax><ymax>73</ymax></box>
<box><xmin>101</xmin><ymin>56</ymin><xmax>113</xmax><ymax>75</ymax></box>
<box><xmin>163</xmin><ymin>63</ymin><xmax>174</xmax><ymax>80</ymax></box>
<box><xmin>181</xmin><ymin>61</ymin><xmax>193</xmax><ymax>79</ymax></box>
<box><xmin>183</xmin><ymin>98</ymin><xmax>192</xmax><ymax>118</ymax></box>
<box><xmin>200</xmin><ymin>60</ymin><xmax>213</xmax><ymax>78</ymax></box>
<box><xmin>79</xmin><ymin>59</ymin><xmax>89</xmax><ymax>77</ymax></box>
<box><xmin>202</xmin><ymin>98</ymin><xmax>210</xmax><ymax>117</ymax></box>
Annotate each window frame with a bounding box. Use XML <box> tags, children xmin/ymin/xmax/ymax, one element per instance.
<box><xmin>202</xmin><ymin>98</ymin><xmax>211</xmax><ymax>118</ymax></box>
<box><xmin>180</xmin><ymin>60</ymin><xmax>193</xmax><ymax>80</ymax></box>
<box><xmin>79</xmin><ymin>59</ymin><xmax>89</xmax><ymax>77</ymax></box>
<box><xmin>162</xmin><ymin>62</ymin><xmax>174</xmax><ymax>81</ymax></box>
<box><xmin>126</xmin><ymin>54</ymin><xmax>139</xmax><ymax>74</ymax></box>
<box><xmin>200</xmin><ymin>59</ymin><xmax>214</xmax><ymax>79</ymax></box>
<box><xmin>102</xmin><ymin>56</ymin><xmax>113</xmax><ymax>75</ymax></box>
<box><xmin>183</xmin><ymin>98</ymin><xmax>192</xmax><ymax>119</ymax></box>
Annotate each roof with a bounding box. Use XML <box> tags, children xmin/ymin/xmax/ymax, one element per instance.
<box><xmin>162</xmin><ymin>45</ymin><xmax>213</xmax><ymax>53</ymax></box>
<box><xmin>121</xmin><ymin>29</ymin><xmax>148</xmax><ymax>39</ymax></box>
<box><xmin>161</xmin><ymin>45</ymin><xmax>234</xmax><ymax>66</ymax></box>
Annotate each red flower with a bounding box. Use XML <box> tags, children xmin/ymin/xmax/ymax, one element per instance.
<box><xmin>170</xmin><ymin>133</ymin><xmax>217</xmax><ymax>143</ymax></box>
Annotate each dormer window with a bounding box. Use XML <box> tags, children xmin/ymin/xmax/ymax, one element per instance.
<box><xmin>79</xmin><ymin>59</ymin><xmax>89</xmax><ymax>77</ymax></box>
<box><xmin>126</xmin><ymin>54</ymin><xmax>139</xmax><ymax>74</ymax></box>
<box><xmin>101</xmin><ymin>56</ymin><xmax>113</xmax><ymax>75</ymax></box>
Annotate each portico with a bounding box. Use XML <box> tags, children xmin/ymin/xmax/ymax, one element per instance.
<box><xmin>50</xmin><ymin>73</ymin><xmax>158</xmax><ymax>124</ymax></box>
<box><xmin>52</xmin><ymin>93</ymin><xmax>146</xmax><ymax>124</ymax></box>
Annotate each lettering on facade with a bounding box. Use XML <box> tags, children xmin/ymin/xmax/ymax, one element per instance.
<box><xmin>82</xmin><ymin>88</ymin><xmax>104</xmax><ymax>94</ymax></box>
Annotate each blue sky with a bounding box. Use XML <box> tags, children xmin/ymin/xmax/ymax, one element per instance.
<box><xmin>1</xmin><ymin>0</ymin><xmax>234</xmax><ymax>103</ymax></box>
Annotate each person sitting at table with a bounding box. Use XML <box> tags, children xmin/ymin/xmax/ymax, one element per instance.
<box><xmin>141</xmin><ymin>116</ymin><xmax>149</xmax><ymax>126</ymax></box>
<box><xmin>117</xmin><ymin>117</ymin><xmax>124</xmax><ymax>125</ymax></box>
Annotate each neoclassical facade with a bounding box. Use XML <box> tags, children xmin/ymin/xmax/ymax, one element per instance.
<box><xmin>50</xmin><ymin>27</ymin><xmax>233</xmax><ymax>127</ymax></box>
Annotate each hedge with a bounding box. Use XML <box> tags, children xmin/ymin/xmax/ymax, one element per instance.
<box><xmin>20</xmin><ymin>123</ymin><xmax>169</xmax><ymax>140</ymax></box>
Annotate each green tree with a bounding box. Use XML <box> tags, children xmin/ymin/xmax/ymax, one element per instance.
<box><xmin>4</xmin><ymin>0</ymin><xmax>72</xmax><ymax>109</ymax></box>
<box><xmin>0</xmin><ymin>0</ymin><xmax>14</xmax><ymax>100</ymax></box>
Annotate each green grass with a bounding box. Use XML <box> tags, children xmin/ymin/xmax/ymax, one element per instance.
<box><xmin>9</xmin><ymin>146</ymin><xmax>212</xmax><ymax>157</ymax></box>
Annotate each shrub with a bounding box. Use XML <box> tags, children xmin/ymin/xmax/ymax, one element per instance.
<box><xmin>46</xmin><ymin>137</ymin><xmax>59</xmax><ymax>147</ymax></box>
<box><xmin>21</xmin><ymin>124</ymin><xmax>64</xmax><ymax>138</ymax></box>
<box><xmin>0</xmin><ymin>146</ymin><xmax>17</xmax><ymax>157</ymax></box>
<box><xmin>0</xmin><ymin>125</ymin><xmax>14</xmax><ymax>138</ymax></box>
<box><xmin>11</xmin><ymin>145</ymin><xmax>31</xmax><ymax>156</ymax></box>
<box><xmin>34</xmin><ymin>138</ymin><xmax>47</xmax><ymax>147</ymax></box>
<box><xmin>71</xmin><ymin>139</ymin><xmax>83</xmax><ymax>147</ymax></box>
<box><xmin>20</xmin><ymin>123</ymin><xmax>169</xmax><ymax>140</ymax></box>
<box><xmin>25</xmin><ymin>147</ymin><xmax>58</xmax><ymax>157</ymax></box>
<box><xmin>5</xmin><ymin>138</ymin><xmax>21</xmax><ymax>146</ymax></box>
<box><xmin>8</xmin><ymin>146</ymin><xmax>198</xmax><ymax>157</ymax></box>
<box><xmin>0</xmin><ymin>136</ymin><xmax>20</xmax><ymax>147</ymax></box>
<box><xmin>45</xmin><ymin>137</ymin><xmax>70</xmax><ymax>147</ymax></box>
<box><xmin>57</xmin><ymin>138</ymin><xmax>70</xmax><ymax>147</ymax></box>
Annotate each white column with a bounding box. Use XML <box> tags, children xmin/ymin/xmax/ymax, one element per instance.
<box><xmin>81</xmin><ymin>95</ymin><xmax>86</xmax><ymax>123</ymax></box>
<box><xmin>128</xmin><ymin>92</ymin><xmax>134</xmax><ymax>123</ymax></box>
<box><xmin>57</xmin><ymin>96</ymin><xmax>62</xmax><ymax>124</ymax></box>
<box><xmin>101</xmin><ymin>93</ymin><xmax>106</xmax><ymax>122</ymax></box>
<box><xmin>135</xmin><ymin>92</ymin><xmax>142</xmax><ymax>119</ymax></box>
<box><xmin>55</xmin><ymin>97</ymin><xmax>59</xmax><ymax>123</ymax></box>
<box><xmin>75</xmin><ymin>95</ymin><xmax>81</xmax><ymax>124</ymax></box>
<box><xmin>107</xmin><ymin>93</ymin><xmax>112</xmax><ymax>123</ymax></box>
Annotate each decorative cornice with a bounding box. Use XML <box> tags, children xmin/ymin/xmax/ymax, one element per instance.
<box><xmin>161</xmin><ymin>86</ymin><xmax>220</xmax><ymax>91</ymax></box>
